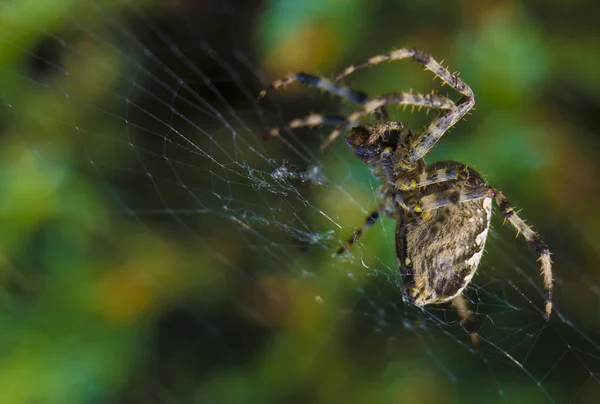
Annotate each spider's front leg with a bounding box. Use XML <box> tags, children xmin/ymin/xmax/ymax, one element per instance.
<box><xmin>257</xmin><ymin>74</ymin><xmax>390</xmax><ymax>140</ymax></box>
<box><xmin>400</xmin><ymin>95</ymin><xmax>475</xmax><ymax>167</ymax></box>
<box><xmin>334</xmin><ymin>48</ymin><xmax>473</xmax><ymax>100</ymax></box>
<box><xmin>258</xmin><ymin>72</ymin><xmax>368</xmax><ymax>104</ymax></box>
<box><xmin>332</xmin><ymin>48</ymin><xmax>476</xmax><ymax>160</ymax></box>
<box><xmin>323</xmin><ymin>92</ymin><xmax>457</xmax><ymax>150</ymax></box>
<box><xmin>264</xmin><ymin>114</ymin><xmax>347</xmax><ymax>139</ymax></box>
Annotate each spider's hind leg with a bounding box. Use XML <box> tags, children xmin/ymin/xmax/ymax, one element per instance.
<box><xmin>452</xmin><ymin>295</ymin><xmax>479</xmax><ymax>345</ymax></box>
<box><xmin>493</xmin><ymin>190</ymin><xmax>553</xmax><ymax>318</ymax></box>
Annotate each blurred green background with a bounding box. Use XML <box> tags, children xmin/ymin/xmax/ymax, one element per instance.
<box><xmin>1</xmin><ymin>0</ymin><xmax>599</xmax><ymax>403</ymax></box>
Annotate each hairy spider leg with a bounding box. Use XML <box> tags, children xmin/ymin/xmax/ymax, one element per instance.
<box><xmin>323</xmin><ymin>92</ymin><xmax>457</xmax><ymax>150</ymax></box>
<box><xmin>257</xmin><ymin>72</ymin><xmax>368</xmax><ymax>104</ymax></box>
<box><xmin>396</xmin><ymin>165</ymin><xmax>464</xmax><ymax>190</ymax></box>
<box><xmin>401</xmin><ymin>95</ymin><xmax>475</xmax><ymax>166</ymax></box>
<box><xmin>417</xmin><ymin>186</ymin><xmax>492</xmax><ymax>212</ymax></box>
<box><xmin>265</xmin><ymin>114</ymin><xmax>347</xmax><ymax>139</ymax></box>
<box><xmin>452</xmin><ymin>295</ymin><xmax>479</xmax><ymax>345</ymax></box>
<box><xmin>336</xmin><ymin>208</ymin><xmax>383</xmax><ymax>255</ymax></box>
<box><xmin>494</xmin><ymin>191</ymin><xmax>553</xmax><ymax>318</ymax></box>
<box><xmin>334</xmin><ymin>48</ymin><xmax>474</xmax><ymax>100</ymax></box>
<box><xmin>258</xmin><ymin>73</ymin><xmax>392</xmax><ymax>139</ymax></box>
<box><xmin>333</xmin><ymin>48</ymin><xmax>476</xmax><ymax>166</ymax></box>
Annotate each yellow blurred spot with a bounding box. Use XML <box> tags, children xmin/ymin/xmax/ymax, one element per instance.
<box><xmin>391</xmin><ymin>364</ymin><xmax>451</xmax><ymax>403</ymax></box>
<box><xmin>263</xmin><ymin>21</ymin><xmax>341</xmax><ymax>79</ymax></box>
<box><xmin>93</xmin><ymin>266</ymin><xmax>154</xmax><ymax>322</ymax></box>
<box><xmin>241</xmin><ymin>274</ymin><xmax>292</xmax><ymax>327</ymax></box>
<box><xmin>241</xmin><ymin>273</ymin><xmax>326</xmax><ymax>332</ymax></box>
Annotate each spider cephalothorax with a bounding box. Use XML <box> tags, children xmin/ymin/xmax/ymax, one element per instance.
<box><xmin>258</xmin><ymin>48</ymin><xmax>553</xmax><ymax>333</ymax></box>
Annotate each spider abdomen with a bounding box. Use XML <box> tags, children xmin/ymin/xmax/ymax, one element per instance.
<box><xmin>396</xmin><ymin>162</ymin><xmax>493</xmax><ymax>306</ymax></box>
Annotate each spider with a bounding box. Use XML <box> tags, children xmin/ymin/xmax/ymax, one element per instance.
<box><xmin>258</xmin><ymin>48</ymin><xmax>553</xmax><ymax>328</ymax></box>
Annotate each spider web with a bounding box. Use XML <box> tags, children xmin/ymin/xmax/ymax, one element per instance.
<box><xmin>2</xmin><ymin>1</ymin><xmax>599</xmax><ymax>402</ymax></box>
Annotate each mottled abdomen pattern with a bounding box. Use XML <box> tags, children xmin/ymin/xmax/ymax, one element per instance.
<box><xmin>396</xmin><ymin>162</ymin><xmax>492</xmax><ymax>306</ymax></box>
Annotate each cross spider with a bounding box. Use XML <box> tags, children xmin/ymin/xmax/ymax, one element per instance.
<box><xmin>258</xmin><ymin>48</ymin><xmax>553</xmax><ymax>326</ymax></box>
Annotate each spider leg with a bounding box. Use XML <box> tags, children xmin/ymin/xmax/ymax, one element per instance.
<box><xmin>416</xmin><ymin>185</ymin><xmax>492</xmax><ymax>212</ymax></box>
<box><xmin>396</xmin><ymin>165</ymin><xmax>464</xmax><ymax>190</ymax></box>
<box><xmin>406</xmin><ymin>184</ymin><xmax>492</xmax><ymax>243</ymax></box>
<box><xmin>333</xmin><ymin>48</ymin><xmax>475</xmax><ymax>165</ymax></box>
<box><xmin>400</xmin><ymin>95</ymin><xmax>475</xmax><ymax>167</ymax></box>
<box><xmin>336</xmin><ymin>208</ymin><xmax>383</xmax><ymax>255</ymax></box>
<box><xmin>258</xmin><ymin>73</ymin><xmax>368</xmax><ymax>104</ymax></box>
<box><xmin>493</xmin><ymin>190</ymin><xmax>553</xmax><ymax>318</ymax></box>
<box><xmin>334</xmin><ymin>48</ymin><xmax>474</xmax><ymax>101</ymax></box>
<box><xmin>452</xmin><ymin>295</ymin><xmax>479</xmax><ymax>346</ymax></box>
<box><xmin>265</xmin><ymin>108</ymin><xmax>392</xmax><ymax>141</ymax></box>
<box><xmin>265</xmin><ymin>113</ymin><xmax>347</xmax><ymax>139</ymax></box>
<box><xmin>323</xmin><ymin>92</ymin><xmax>457</xmax><ymax>150</ymax></box>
